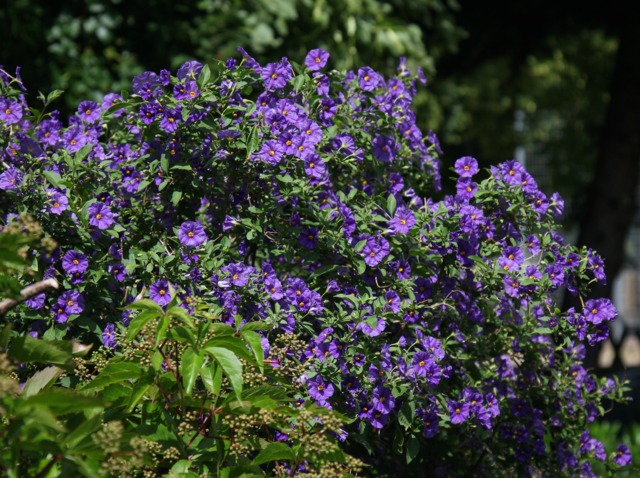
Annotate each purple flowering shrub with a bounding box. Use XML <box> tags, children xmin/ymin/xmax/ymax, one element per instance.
<box><xmin>0</xmin><ymin>49</ymin><xmax>634</xmax><ymax>477</ymax></box>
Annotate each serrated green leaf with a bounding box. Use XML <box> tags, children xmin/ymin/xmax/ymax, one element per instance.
<box><xmin>18</xmin><ymin>389</ymin><xmax>101</xmax><ymax>414</ymax></box>
<box><xmin>9</xmin><ymin>336</ymin><xmax>74</xmax><ymax>369</ymax></box>
<box><xmin>21</xmin><ymin>366</ymin><xmax>63</xmax><ymax>397</ymax></box>
<box><xmin>81</xmin><ymin>362</ymin><xmax>146</xmax><ymax>391</ymax></box>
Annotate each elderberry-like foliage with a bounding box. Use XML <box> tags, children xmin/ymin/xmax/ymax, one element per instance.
<box><xmin>0</xmin><ymin>49</ymin><xmax>633</xmax><ymax>477</ymax></box>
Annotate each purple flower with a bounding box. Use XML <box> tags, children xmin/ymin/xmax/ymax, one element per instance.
<box><xmin>25</xmin><ymin>293</ymin><xmax>46</xmax><ymax>310</ymax></box>
<box><xmin>305</xmin><ymin>48</ymin><xmax>330</xmax><ymax>71</ymax></box>
<box><xmin>77</xmin><ymin>100</ymin><xmax>101</xmax><ymax>123</ymax></box>
<box><xmin>360</xmin><ymin>235</ymin><xmax>390</xmax><ymax>267</ymax></box>
<box><xmin>102</xmin><ymin>323</ymin><xmax>117</xmax><ymax>349</ymax></box>
<box><xmin>499</xmin><ymin>246</ymin><xmax>524</xmax><ymax>272</ymax></box>
<box><xmin>0</xmin><ymin>167</ymin><xmax>22</xmax><ymax>190</ymax></box>
<box><xmin>308</xmin><ymin>375</ymin><xmax>334</xmax><ymax>401</ymax></box>
<box><xmin>587</xmin><ymin>251</ymin><xmax>606</xmax><ymax>282</ymax></box>
<box><xmin>373</xmin><ymin>385</ymin><xmax>395</xmax><ymax>414</ymax></box>
<box><xmin>48</xmin><ymin>189</ymin><xmax>69</xmax><ymax>215</ymax></box>
<box><xmin>160</xmin><ymin>107</ymin><xmax>182</xmax><ymax>133</ymax></box>
<box><xmin>261</xmin><ymin>61</ymin><xmax>292</xmax><ymax>90</ymax></box>
<box><xmin>384</xmin><ymin>289</ymin><xmax>401</xmax><ymax>313</ymax></box>
<box><xmin>255</xmin><ymin>140</ymin><xmax>284</xmax><ymax>166</ymax></box>
<box><xmin>177</xmin><ymin>60</ymin><xmax>203</xmax><ymax>81</ymax></box>
<box><xmin>0</xmin><ymin>98</ymin><xmax>23</xmax><ymax>124</ymax></box>
<box><xmin>357</xmin><ymin>317</ymin><xmax>386</xmax><ymax>337</ymax></box>
<box><xmin>583</xmin><ymin>298</ymin><xmax>617</xmax><ymax>324</ymax></box>
<box><xmin>448</xmin><ymin>400</ymin><xmax>470</xmax><ymax>425</ymax></box>
<box><xmin>454</xmin><ymin>156</ymin><xmax>478</xmax><ymax>177</ymax></box>
<box><xmin>62</xmin><ymin>250</ymin><xmax>89</xmax><ymax>275</ymax></box>
<box><xmin>178</xmin><ymin>221</ymin><xmax>207</xmax><ymax>248</ymax></box>
<box><xmin>150</xmin><ymin>279</ymin><xmax>172</xmax><ymax>306</ymax></box>
<box><xmin>88</xmin><ymin>202</ymin><xmax>115</xmax><ymax>230</ymax></box>
<box><xmin>418</xmin><ymin>408</ymin><xmax>439</xmax><ymax>438</ymax></box>
<box><xmin>357</xmin><ymin>66</ymin><xmax>382</xmax><ymax>91</ymax></box>
<box><xmin>174</xmin><ymin>80</ymin><xmax>200</xmax><ymax>101</ymax></box>
<box><xmin>388</xmin><ymin>206</ymin><xmax>416</xmax><ymax>235</ymax></box>
<box><xmin>372</xmin><ymin>135</ymin><xmax>398</xmax><ymax>163</ymax></box>
<box><xmin>299</xmin><ymin>228</ymin><xmax>318</xmax><ymax>249</ymax></box>
<box><xmin>456</xmin><ymin>177</ymin><xmax>477</xmax><ymax>200</ymax></box>
<box><xmin>57</xmin><ymin>290</ymin><xmax>85</xmax><ymax>316</ymax></box>
<box><xmin>614</xmin><ymin>444</ymin><xmax>632</xmax><ymax>466</ymax></box>
<box><xmin>109</xmin><ymin>263</ymin><xmax>127</xmax><ymax>282</ymax></box>
<box><xmin>221</xmin><ymin>262</ymin><xmax>255</xmax><ymax>287</ymax></box>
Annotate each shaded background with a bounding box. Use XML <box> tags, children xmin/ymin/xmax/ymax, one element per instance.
<box><xmin>2</xmin><ymin>0</ymin><xmax>639</xmax><ymax>371</ymax></box>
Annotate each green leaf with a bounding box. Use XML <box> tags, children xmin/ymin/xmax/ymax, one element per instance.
<box><xmin>166</xmin><ymin>305</ymin><xmax>195</xmax><ymax>328</ymax></box>
<box><xmin>241</xmin><ymin>330</ymin><xmax>264</xmax><ymax>372</ymax></box>
<box><xmin>406</xmin><ymin>436</ymin><xmax>420</xmax><ymax>464</ymax></box>
<box><xmin>246</xmin><ymin>126</ymin><xmax>259</xmax><ymax>156</ymax></box>
<box><xmin>62</xmin><ymin>413</ymin><xmax>103</xmax><ymax>449</ymax></box>
<box><xmin>127</xmin><ymin>377</ymin><xmax>154</xmax><ymax>413</ymax></box>
<box><xmin>81</xmin><ymin>362</ymin><xmax>146</xmax><ymax>391</ymax></box>
<box><xmin>387</xmin><ymin>193</ymin><xmax>397</xmax><ymax>216</ymax></box>
<box><xmin>241</xmin><ymin>321</ymin><xmax>270</xmax><ymax>332</ymax></box>
<box><xmin>198</xmin><ymin>64</ymin><xmax>211</xmax><ymax>87</ymax></box>
<box><xmin>201</xmin><ymin>362</ymin><xmax>223</xmax><ymax>396</ymax></box>
<box><xmin>167</xmin><ymin>324</ymin><xmax>196</xmax><ymax>345</ymax></box>
<box><xmin>43</xmin><ymin>169</ymin><xmax>64</xmax><ymax>189</ymax></box>
<box><xmin>21</xmin><ymin>366</ymin><xmax>63</xmax><ymax>397</ymax></box>
<box><xmin>161</xmin><ymin>154</ymin><xmax>170</xmax><ymax>174</ymax></box>
<box><xmin>73</xmin><ymin>144</ymin><xmax>94</xmax><ymax>165</ymax></box>
<box><xmin>534</xmin><ymin>327</ymin><xmax>553</xmax><ymax>335</ymax></box>
<box><xmin>171</xmin><ymin>190</ymin><xmax>183</xmax><ymax>206</ymax></box>
<box><xmin>276</xmin><ymin>174</ymin><xmax>293</xmax><ymax>183</ymax></box>
<box><xmin>156</xmin><ymin>313</ymin><xmax>170</xmax><ymax>343</ymax></box>
<box><xmin>251</xmin><ymin>442</ymin><xmax>295</xmax><ymax>465</ymax></box>
<box><xmin>9</xmin><ymin>336</ymin><xmax>74</xmax><ymax>369</ymax></box>
<box><xmin>126</xmin><ymin>298</ymin><xmax>164</xmax><ymax>313</ymax></box>
<box><xmin>180</xmin><ymin>347</ymin><xmax>204</xmax><ymax>396</ymax></box>
<box><xmin>18</xmin><ymin>389</ymin><xmax>102</xmax><ymax>414</ymax></box>
<box><xmin>205</xmin><ymin>346</ymin><xmax>243</xmax><ymax>401</ymax></box>
<box><xmin>127</xmin><ymin>309</ymin><xmax>163</xmax><ymax>341</ymax></box>
<box><xmin>203</xmin><ymin>336</ymin><xmax>253</xmax><ymax>361</ymax></box>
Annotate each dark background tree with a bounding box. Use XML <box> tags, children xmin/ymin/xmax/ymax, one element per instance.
<box><xmin>2</xmin><ymin>0</ymin><xmax>638</xmax><ymax>370</ymax></box>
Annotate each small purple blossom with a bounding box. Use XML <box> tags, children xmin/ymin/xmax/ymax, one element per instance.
<box><xmin>360</xmin><ymin>234</ymin><xmax>390</xmax><ymax>267</ymax></box>
<box><xmin>583</xmin><ymin>298</ymin><xmax>617</xmax><ymax>324</ymax></box>
<box><xmin>305</xmin><ymin>48</ymin><xmax>330</xmax><ymax>71</ymax></box>
<box><xmin>77</xmin><ymin>100</ymin><xmax>101</xmax><ymax>123</ymax></box>
<box><xmin>308</xmin><ymin>375</ymin><xmax>334</xmax><ymax>402</ymax></box>
<box><xmin>62</xmin><ymin>250</ymin><xmax>89</xmax><ymax>275</ymax></box>
<box><xmin>150</xmin><ymin>279</ymin><xmax>172</xmax><ymax>306</ymax></box>
<box><xmin>0</xmin><ymin>98</ymin><xmax>23</xmax><ymax>124</ymax></box>
<box><xmin>178</xmin><ymin>221</ymin><xmax>207</xmax><ymax>248</ymax></box>
<box><xmin>102</xmin><ymin>323</ymin><xmax>117</xmax><ymax>349</ymax></box>
<box><xmin>388</xmin><ymin>206</ymin><xmax>416</xmax><ymax>235</ymax></box>
<box><xmin>454</xmin><ymin>156</ymin><xmax>478</xmax><ymax>177</ymax></box>
<box><xmin>88</xmin><ymin>202</ymin><xmax>115</xmax><ymax>230</ymax></box>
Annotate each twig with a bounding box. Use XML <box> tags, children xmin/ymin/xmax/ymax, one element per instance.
<box><xmin>0</xmin><ymin>278</ymin><xmax>59</xmax><ymax>317</ymax></box>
